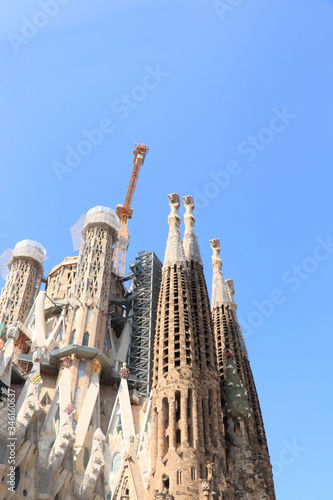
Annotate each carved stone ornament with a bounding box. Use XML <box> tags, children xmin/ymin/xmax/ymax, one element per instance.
<box><xmin>244</xmin><ymin>474</ymin><xmax>256</xmax><ymax>492</ymax></box>
<box><xmin>167</xmin><ymin>193</ymin><xmax>180</xmax><ymax>218</ymax></box>
<box><xmin>202</xmin><ymin>480</ymin><xmax>210</xmax><ymax>491</ymax></box>
<box><xmin>165</xmin><ymin>495</ymin><xmax>174</xmax><ymax>500</ymax></box>
<box><xmin>6</xmin><ymin>323</ymin><xmax>19</xmax><ymax>341</ymax></box>
<box><xmin>154</xmin><ymin>493</ymin><xmax>166</xmax><ymax>500</ymax></box>
<box><xmin>207</xmin><ymin>462</ymin><xmax>215</xmax><ymax>481</ymax></box>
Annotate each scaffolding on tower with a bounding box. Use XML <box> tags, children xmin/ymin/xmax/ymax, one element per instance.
<box><xmin>128</xmin><ymin>250</ymin><xmax>162</xmax><ymax>397</ymax></box>
<box><xmin>112</xmin><ymin>143</ymin><xmax>149</xmax><ymax>276</ymax></box>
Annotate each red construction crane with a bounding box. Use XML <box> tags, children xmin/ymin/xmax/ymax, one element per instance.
<box><xmin>112</xmin><ymin>143</ymin><xmax>149</xmax><ymax>276</ymax></box>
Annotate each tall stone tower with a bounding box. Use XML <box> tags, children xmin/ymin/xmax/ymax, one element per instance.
<box><xmin>210</xmin><ymin>238</ymin><xmax>276</xmax><ymax>499</ymax></box>
<box><xmin>0</xmin><ymin>188</ymin><xmax>276</xmax><ymax>500</ymax></box>
<box><xmin>63</xmin><ymin>206</ymin><xmax>119</xmax><ymax>415</ymax></box>
<box><xmin>183</xmin><ymin>196</ymin><xmax>227</xmax><ymax>496</ymax></box>
<box><xmin>0</xmin><ymin>240</ymin><xmax>46</xmax><ymax>325</ymax></box>
<box><xmin>150</xmin><ymin>194</ymin><xmax>227</xmax><ymax>500</ymax></box>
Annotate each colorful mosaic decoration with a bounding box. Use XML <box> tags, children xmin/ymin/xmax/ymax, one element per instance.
<box><xmin>65</xmin><ymin>402</ymin><xmax>75</xmax><ymax>415</ymax></box>
<box><xmin>62</xmin><ymin>357</ymin><xmax>72</xmax><ymax>368</ymax></box>
<box><xmin>92</xmin><ymin>359</ymin><xmax>102</xmax><ymax>374</ymax></box>
<box><xmin>119</xmin><ymin>363</ymin><xmax>130</xmax><ymax>379</ymax></box>
<box><xmin>32</xmin><ymin>372</ymin><xmax>42</xmax><ymax>387</ymax></box>
<box><xmin>0</xmin><ymin>339</ymin><xmax>5</xmax><ymax>351</ymax></box>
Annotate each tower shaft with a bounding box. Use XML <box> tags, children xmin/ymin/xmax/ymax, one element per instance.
<box><xmin>64</xmin><ymin>207</ymin><xmax>118</xmax><ymax>416</ymax></box>
<box><xmin>150</xmin><ymin>195</ymin><xmax>227</xmax><ymax>500</ymax></box>
<box><xmin>0</xmin><ymin>241</ymin><xmax>45</xmax><ymax>326</ymax></box>
<box><xmin>210</xmin><ymin>238</ymin><xmax>276</xmax><ymax>500</ymax></box>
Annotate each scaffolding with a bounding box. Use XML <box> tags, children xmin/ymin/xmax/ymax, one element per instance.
<box><xmin>127</xmin><ymin>250</ymin><xmax>162</xmax><ymax>397</ymax></box>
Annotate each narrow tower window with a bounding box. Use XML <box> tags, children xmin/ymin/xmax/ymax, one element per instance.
<box><xmin>188</xmin><ymin>388</ymin><xmax>193</xmax><ymax>446</ymax></box>
<box><xmin>82</xmin><ymin>332</ymin><xmax>90</xmax><ymax>346</ymax></box>
<box><xmin>176</xmin><ymin>429</ymin><xmax>181</xmax><ymax>446</ymax></box>
<box><xmin>78</xmin><ymin>360</ymin><xmax>85</xmax><ymax>378</ymax></box>
<box><xmin>177</xmin><ymin>470</ymin><xmax>183</xmax><ymax>485</ymax></box>
<box><xmin>86</xmin><ymin>307</ymin><xmax>93</xmax><ymax>324</ymax></box>
<box><xmin>175</xmin><ymin>391</ymin><xmax>181</xmax><ymax>422</ymax></box>
<box><xmin>162</xmin><ymin>397</ymin><xmax>169</xmax><ymax>455</ymax></box>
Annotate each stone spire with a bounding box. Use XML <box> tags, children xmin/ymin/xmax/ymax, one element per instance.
<box><xmin>210</xmin><ymin>238</ymin><xmax>232</xmax><ymax>308</ymax></box>
<box><xmin>150</xmin><ymin>194</ymin><xmax>228</xmax><ymax>499</ymax></box>
<box><xmin>183</xmin><ymin>195</ymin><xmax>202</xmax><ymax>264</ymax></box>
<box><xmin>181</xmin><ymin>198</ymin><xmax>228</xmax><ymax>497</ymax></box>
<box><xmin>163</xmin><ymin>193</ymin><xmax>187</xmax><ymax>270</ymax></box>
<box><xmin>210</xmin><ymin>239</ymin><xmax>276</xmax><ymax>500</ymax></box>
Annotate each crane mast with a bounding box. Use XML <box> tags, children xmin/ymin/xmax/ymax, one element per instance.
<box><xmin>112</xmin><ymin>143</ymin><xmax>149</xmax><ymax>276</ymax></box>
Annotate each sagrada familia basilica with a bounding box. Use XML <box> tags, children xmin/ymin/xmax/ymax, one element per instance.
<box><xmin>0</xmin><ymin>166</ymin><xmax>276</xmax><ymax>499</ymax></box>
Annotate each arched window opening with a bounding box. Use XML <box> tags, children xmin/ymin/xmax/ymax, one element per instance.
<box><xmin>74</xmin><ymin>308</ymin><xmax>80</xmax><ymax>322</ymax></box>
<box><xmin>163</xmin><ymin>475</ymin><xmax>169</xmax><ymax>491</ymax></box>
<box><xmin>162</xmin><ymin>397</ymin><xmax>169</xmax><ymax>455</ymax></box>
<box><xmin>82</xmin><ymin>332</ymin><xmax>90</xmax><ymax>346</ymax></box>
<box><xmin>176</xmin><ymin>429</ymin><xmax>181</xmax><ymax>446</ymax></box>
<box><xmin>175</xmin><ymin>391</ymin><xmax>181</xmax><ymax>422</ymax></box>
<box><xmin>202</xmin><ymin>399</ymin><xmax>207</xmax><ymax>446</ymax></box>
<box><xmin>208</xmin><ymin>390</ymin><xmax>213</xmax><ymax>415</ymax></box>
<box><xmin>78</xmin><ymin>360</ymin><xmax>85</xmax><ymax>378</ymax></box>
<box><xmin>177</xmin><ymin>470</ymin><xmax>183</xmax><ymax>485</ymax></box>
<box><xmin>86</xmin><ymin>308</ymin><xmax>93</xmax><ymax>324</ymax></box>
<box><xmin>188</xmin><ymin>388</ymin><xmax>193</xmax><ymax>446</ymax></box>
<box><xmin>104</xmin><ymin>336</ymin><xmax>111</xmax><ymax>354</ymax></box>
<box><xmin>112</xmin><ymin>453</ymin><xmax>122</xmax><ymax>475</ymax></box>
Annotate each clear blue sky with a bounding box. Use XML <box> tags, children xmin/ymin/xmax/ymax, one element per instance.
<box><xmin>1</xmin><ymin>1</ymin><xmax>333</xmax><ymax>498</ymax></box>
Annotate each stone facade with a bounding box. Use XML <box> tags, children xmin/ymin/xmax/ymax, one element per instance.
<box><xmin>0</xmin><ymin>198</ymin><xmax>275</xmax><ymax>499</ymax></box>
